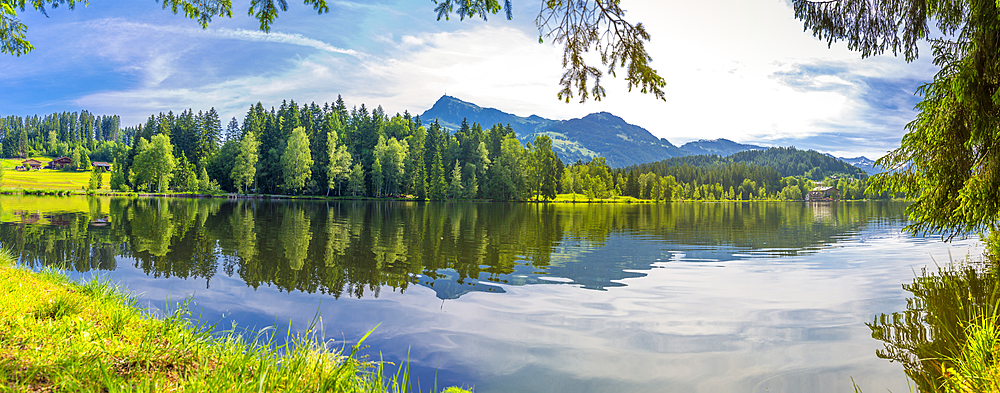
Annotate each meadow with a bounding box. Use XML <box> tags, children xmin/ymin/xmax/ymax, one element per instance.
<box><xmin>0</xmin><ymin>158</ymin><xmax>110</xmax><ymax>191</ymax></box>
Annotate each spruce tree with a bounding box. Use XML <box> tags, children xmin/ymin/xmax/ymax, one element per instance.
<box><xmin>429</xmin><ymin>150</ymin><xmax>446</xmax><ymax>200</ymax></box>
<box><xmin>449</xmin><ymin>161</ymin><xmax>463</xmax><ymax>199</ymax></box>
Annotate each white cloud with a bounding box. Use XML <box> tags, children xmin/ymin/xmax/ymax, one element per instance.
<box><xmin>58</xmin><ymin>0</ymin><xmax>938</xmax><ymax>159</ymax></box>
<box><xmin>86</xmin><ymin>19</ymin><xmax>363</xmax><ymax>58</ymax></box>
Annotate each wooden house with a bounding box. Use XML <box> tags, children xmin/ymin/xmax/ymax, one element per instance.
<box><xmin>45</xmin><ymin>156</ymin><xmax>72</xmax><ymax>169</ymax></box>
<box><xmin>20</xmin><ymin>159</ymin><xmax>43</xmax><ymax>170</ymax></box>
<box><xmin>806</xmin><ymin>186</ymin><xmax>839</xmax><ymax>201</ymax></box>
<box><xmin>92</xmin><ymin>161</ymin><xmax>112</xmax><ymax>171</ymax></box>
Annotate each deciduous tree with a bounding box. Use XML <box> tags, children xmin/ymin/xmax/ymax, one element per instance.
<box><xmin>281</xmin><ymin>126</ymin><xmax>312</xmax><ymax>194</ymax></box>
<box><xmin>131</xmin><ymin>134</ymin><xmax>176</xmax><ymax>192</ymax></box>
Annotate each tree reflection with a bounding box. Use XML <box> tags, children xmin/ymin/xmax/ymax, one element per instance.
<box><xmin>281</xmin><ymin>205</ymin><xmax>312</xmax><ymax>271</ymax></box>
<box><xmin>0</xmin><ymin>197</ymin><xmax>909</xmax><ymax>299</ymax></box>
<box><xmin>868</xmin><ymin>262</ymin><xmax>1000</xmax><ymax>392</ymax></box>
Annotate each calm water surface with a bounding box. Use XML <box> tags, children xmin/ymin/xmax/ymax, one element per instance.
<box><xmin>0</xmin><ymin>196</ymin><xmax>982</xmax><ymax>392</ymax></box>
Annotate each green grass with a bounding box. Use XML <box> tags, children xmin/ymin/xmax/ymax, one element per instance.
<box><xmin>0</xmin><ymin>158</ymin><xmax>109</xmax><ymax>191</ymax></box>
<box><xmin>855</xmin><ymin>258</ymin><xmax>1000</xmax><ymax>393</ymax></box>
<box><xmin>551</xmin><ymin>193</ymin><xmax>653</xmax><ymax>203</ymax></box>
<box><xmin>0</xmin><ymin>249</ymin><xmax>472</xmax><ymax>392</ymax></box>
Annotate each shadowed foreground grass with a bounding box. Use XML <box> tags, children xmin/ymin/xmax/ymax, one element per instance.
<box><xmin>0</xmin><ymin>250</ymin><xmax>472</xmax><ymax>392</ymax></box>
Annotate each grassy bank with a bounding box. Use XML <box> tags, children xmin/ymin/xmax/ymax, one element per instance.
<box><xmin>0</xmin><ymin>251</ymin><xmax>470</xmax><ymax>392</ymax></box>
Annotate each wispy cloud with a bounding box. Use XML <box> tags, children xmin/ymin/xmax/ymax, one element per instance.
<box><xmin>86</xmin><ymin>18</ymin><xmax>364</xmax><ymax>58</ymax></box>
<box><xmin>1</xmin><ymin>0</ymin><xmax>944</xmax><ymax>161</ymax></box>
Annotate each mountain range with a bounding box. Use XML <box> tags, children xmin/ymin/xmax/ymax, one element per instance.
<box><xmin>420</xmin><ymin>95</ymin><xmax>875</xmax><ymax>171</ymax></box>
<box><xmin>828</xmin><ymin>155</ymin><xmax>879</xmax><ymax>175</ymax></box>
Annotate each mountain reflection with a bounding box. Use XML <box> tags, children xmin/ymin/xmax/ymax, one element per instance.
<box><xmin>0</xmin><ymin>196</ymin><xmax>908</xmax><ymax>299</ymax></box>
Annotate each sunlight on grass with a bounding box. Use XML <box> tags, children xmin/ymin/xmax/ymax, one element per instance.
<box><xmin>0</xmin><ymin>249</ymin><xmax>472</xmax><ymax>392</ymax></box>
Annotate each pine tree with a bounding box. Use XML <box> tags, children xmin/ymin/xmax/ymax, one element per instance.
<box><xmin>448</xmin><ymin>161</ymin><xmax>463</xmax><ymax>199</ymax></box>
<box><xmin>429</xmin><ymin>150</ymin><xmax>446</xmax><ymax>200</ymax></box>
<box><xmin>225</xmin><ymin>117</ymin><xmax>241</xmax><ymax>142</ymax></box>
<box><xmin>198</xmin><ymin>167</ymin><xmax>211</xmax><ymax>192</ymax></box>
<box><xmin>348</xmin><ymin>163</ymin><xmax>365</xmax><ymax>196</ymax></box>
<box><xmin>69</xmin><ymin>148</ymin><xmax>81</xmax><ymax>171</ymax></box>
<box><xmin>371</xmin><ymin>156</ymin><xmax>383</xmax><ymax>198</ymax></box>
<box><xmin>88</xmin><ymin>169</ymin><xmax>101</xmax><ymax>191</ymax></box>
<box><xmin>326</xmin><ymin>127</ymin><xmax>352</xmax><ymax>196</ymax></box>
<box><xmin>110</xmin><ymin>159</ymin><xmax>128</xmax><ymax>191</ymax></box>
<box><xmin>79</xmin><ymin>148</ymin><xmax>91</xmax><ymax>171</ymax></box>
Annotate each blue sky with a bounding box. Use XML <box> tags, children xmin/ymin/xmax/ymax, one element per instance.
<box><xmin>0</xmin><ymin>0</ymin><xmax>939</xmax><ymax>159</ymax></box>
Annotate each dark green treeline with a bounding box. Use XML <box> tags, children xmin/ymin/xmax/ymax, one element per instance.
<box><xmin>2</xmin><ymin>99</ymin><xmax>885</xmax><ymax>201</ymax></box>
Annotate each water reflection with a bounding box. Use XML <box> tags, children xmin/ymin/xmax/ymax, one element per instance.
<box><xmin>0</xmin><ymin>196</ymin><xmax>907</xmax><ymax>300</ymax></box>
<box><xmin>869</xmin><ymin>261</ymin><xmax>1000</xmax><ymax>392</ymax></box>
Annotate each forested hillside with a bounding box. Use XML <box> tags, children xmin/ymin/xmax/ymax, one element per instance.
<box><xmin>0</xmin><ymin>99</ymin><xmax>565</xmax><ymax>201</ymax></box>
<box><xmin>421</xmin><ymin>96</ymin><xmax>687</xmax><ymax>167</ymax></box>
<box><xmin>0</xmin><ymin>101</ymin><xmax>877</xmax><ymax>202</ymax></box>
<box><xmin>632</xmin><ymin>147</ymin><xmax>864</xmax><ymax>178</ymax></box>
<box><xmin>678</xmin><ymin>138</ymin><xmax>764</xmax><ymax>156</ymax></box>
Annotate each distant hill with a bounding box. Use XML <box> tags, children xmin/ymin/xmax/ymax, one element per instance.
<box><xmin>538</xmin><ymin>112</ymin><xmax>687</xmax><ymax>167</ymax></box>
<box><xmin>730</xmin><ymin>148</ymin><xmax>864</xmax><ymax>177</ymax></box>
<box><xmin>680</xmin><ymin>139</ymin><xmax>765</xmax><ymax>156</ymax></box>
<box><xmin>629</xmin><ymin>147</ymin><xmax>865</xmax><ymax>178</ymax></box>
<box><xmin>420</xmin><ymin>96</ymin><xmax>687</xmax><ymax>167</ymax></box>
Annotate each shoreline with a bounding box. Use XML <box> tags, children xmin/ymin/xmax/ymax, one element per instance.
<box><xmin>0</xmin><ymin>188</ymin><xmax>886</xmax><ymax>204</ymax></box>
<box><xmin>0</xmin><ymin>251</ymin><xmax>471</xmax><ymax>392</ymax></box>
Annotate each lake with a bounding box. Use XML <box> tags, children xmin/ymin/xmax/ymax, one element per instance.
<box><xmin>0</xmin><ymin>196</ymin><xmax>981</xmax><ymax>392</ymax></box>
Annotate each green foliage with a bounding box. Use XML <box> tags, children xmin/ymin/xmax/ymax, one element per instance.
<box><xmin>172</xmin><ymin>153</ymin><xmax>198</xmax><ymax>192</ymax></box>
<box><xmin>868</xmin><ymin>262</ymin><xmax>1000</xmax><ymax>393</ymax></box>
<box><xmin>69</xmin><ymin>148</ymin><xmax>80</xmax><ymax>171</ymax></box>
<box><xmin>347</xmin><ymin>163</ymin><xmax>365</xmax><ymax>196</ymax></box>
<box><xmin>110</xmin><ymin>160</ymin><xmax>128</xmax><ymax>192</ymax></box>
<box><xmin>207</xmin><ymin>139</ymin><xmax>238</xmax><ymax>192</ymax></box>
<box><xmin>794</xmin><ymin>0</ymin><xmax>1000</xmax><ymax>239</ymax></box>
<box><xmin>131</xmin><ymin>134</ymin><xmax>176</xmax><ymax>192</ymax></box>
<box><xmin>232</xmin><ymin>130</ymin><xmax>259</xmax><ymax>194</ymax></box>
<box><xmin>196</xmin><ymin>166</ymin><xmax>209</xmax><ymax>192</ymax></box>
<box><xmin>281</xmin><ymin>126</ymin><xmax>313</xmax><ymax>194</ymax></box>
<box><xmin>429</xmin><ymin>149</ymin><xmax>447</xmax><ymax>200</ymax></box>
<box><xmin>1</xmin><ymin>0</ymin><xmax>86</xmax><ymax>56</ymax></box>
<box><xmin>526</xmin><ymin>135</ymin><xmax>560</xmax><ymax>201</ymax></box>
<box><xmin>0</xmin><ymin>257</ymin><xmax>461</xmax><ymax>392</ymax></box>
<box><xmin>779</xmin><ymin>184</ymin><xmax>802</xmax><ymax>201</ymax></box>
<box><xmin>448</xmin><ymin>160</ymin><xmax>463</xmax><ymax>199</ymax></box>
<box><xmin>326</xmin><ymin>127</ymin><xmax>352</xmax><ymax>195</ymax></box>
<box><xmin>87</xmin><ymin>169</ymin><xmax>101</xmax><ymax>190</ymax></box>
<box><xmin>373</xmin><ymin>136</ymin><xmax>408</xmax><ymax>197</ymax></box>
<box><xmin>435</xmin><ymin>0</ymin><xmax>663</xmax><ymax>102</ymax></box>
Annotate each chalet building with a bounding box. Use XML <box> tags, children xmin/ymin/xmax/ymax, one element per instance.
<box><xmin>806</xmin><ymin>186</ymin><xmax>839</xmax><ymax>201</ymax></box>
<box><xmin>19</xmin><ymin>159</ymin><xmax>43</xmax><ymax>171</ymax></box>
<box><xmin>45</xmin><ymin>156</ymin><xmax>72</xmax><ymax>169</ymax></box>
<box><xmin>92</xmin><ymin>161</ymin><xmax>112</xmax><ymax>171</ymax></box>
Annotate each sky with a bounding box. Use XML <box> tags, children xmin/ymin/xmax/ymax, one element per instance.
<box><xmin>0</xmin><ymin>0</ymin><xmax>940</xmax><ymax>159</ymax></box>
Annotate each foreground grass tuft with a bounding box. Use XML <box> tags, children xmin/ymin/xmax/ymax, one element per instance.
<box><xmin>0</xmin><ymin>249</ymin><xmax>471</xmax><ymax>392</ymax></box>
